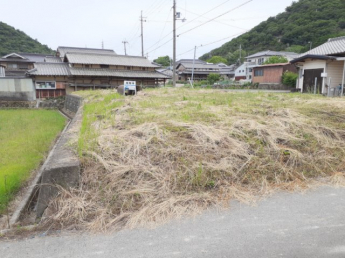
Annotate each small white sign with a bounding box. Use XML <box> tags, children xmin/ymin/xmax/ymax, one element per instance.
<box><xmin>124</xmin><ymin>81</ymin><xmax>136</xmax><ymax>91</ymax></box>
<box><xmin>321</xmin><ymin>73</ymin><xmax>328</xmax><ymax>78</ymax></box>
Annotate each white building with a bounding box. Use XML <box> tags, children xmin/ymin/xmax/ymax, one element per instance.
<box><xmin>291</xmin><ymin>36</ymin><xmax>345</xmax><ymax>95</ymax></box>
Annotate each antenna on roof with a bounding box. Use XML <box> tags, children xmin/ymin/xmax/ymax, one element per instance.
<box><xmin>102</xmin><ymin>41</ymin><xmax>104</xmax><ymax>49</ymax></box>
<box><xmin>122</xmin><ymin>40</ymin><xmax>129</xmax><ymax>55</ymax></box>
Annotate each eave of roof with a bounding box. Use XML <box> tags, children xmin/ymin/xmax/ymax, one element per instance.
<box><xmin>65</xmin><ymin>52</ymin><xmax>159</xmax><ymax>68</ymax></box>
<box><xmin>290</xmin><ymin>55</ymin><xmax>337</xmax><ymax>64</ymax></box>
<box><xmin>69</xmin><ymin>68</ymin><xmax>170</xmax><ymax>78</ymax></box>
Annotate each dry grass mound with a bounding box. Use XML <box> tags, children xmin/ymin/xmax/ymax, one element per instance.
<box><xmin>42</xmin><ymin>89</ymin><xmax>345</xmax><ymax>231</ymax></box>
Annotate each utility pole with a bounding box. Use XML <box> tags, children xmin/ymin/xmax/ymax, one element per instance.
<box><xmin>239</xmin><ymin>44</ymin><xmax>242</xmax><ymax>65</ymax></box>
<box><xmin>122</xmin><ymin>40</ymin><xmax>128</xmax><ymax>55</ymax></box>
<box><xmin>191</xmin><ymin>46</ymin><xmax>196</xmax><ymax>87</ymax></box>
<box><xmin>173</xmin><ymin>0</ymin><xmax>177</xmax><ymax>87</ymax></box>
<box><xmin>140</xmin><ymin>11</ymin><xmax>147</xmax><ymax>57</ymax></box>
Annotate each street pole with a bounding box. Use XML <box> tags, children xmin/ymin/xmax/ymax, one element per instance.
<box><xmin>191</xmin><ymin>46</ymin><xmax>196</xmax><ymax>87</ymax></box>
<box><xmin>173</xmin><ymin>0</ymin><xmax>177</xmax><ymax>87</ymax></box>
<box><xmin>140</xmin><ymin>11</ymin><xmax>146</xmax><ymax>57</ymax></box>
<box><xmin>122</xmin><ymin>40</ymin><xmax>128</xmax><ymax>55</ymax></box>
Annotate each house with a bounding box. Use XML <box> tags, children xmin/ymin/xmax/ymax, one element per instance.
<box><xmin>235</xmin><ymin>50</ymin><xmax>299</xmax><ymax>81</ymax></box>
<box><xmin>26</xmin><ymin>46</ymin><xmax>170</xmax><ymax>98</ymax></box>
<box><xmin>246</xmin><ymin>50</ymin><xmax>299</xmax><ymax>65</ymax></box>
<box><xmin>252</xmin><ymin>63</ymin><xmax>297</xmax><ymax>85</ymax></box>
<box><xmin>291</xmin><ymin>36</ymin><xmax>345</xmax><ymax>94</ymax></box>
<box><xmin>176</xmin><ymin>59</ymin><xmax>235</xmax><ymax>81</ymax></box>
<box><xmin>0</xmin><ymin>53</ymin><xmax>52</xmax><ymax>77</ymax></box>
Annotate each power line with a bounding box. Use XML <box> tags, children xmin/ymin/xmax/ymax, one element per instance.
<box><xmin>151</xmin><ymin>7</ymin><xmax>173</xmax><ymax>57</ymax></box>
<box><xmin>178</xmin><ymin>0</ymin><xmax>253</xmax><ymax>37</ymax></box>
<box><xmin>177</xmin><ymin>0</ymin><xmax>232</xmax><ymax>29</ymax></box>
<box><xmin>177</xmin><ymin>7</ymin><xmax>247</xmax><ymax>31</ymax></box>
<box><xmin>177</xmin><ymin>31</ymin><xmax>246</xmax><ymax>57</ymax></box>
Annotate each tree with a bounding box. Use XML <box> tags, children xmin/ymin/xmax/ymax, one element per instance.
<box><xmin>264</xmin><ymin>56</ymin><xmax>288</xmax><ymax>64</ymax></box>
<box><xmin>226</xmin><ymin>49</ymin><xmax>247</xmax><ymax>65</ymax></box>
<box><xmin>282</xmin><ymin>71</ymin><xmax>298</xmax><ymax>87</ymax></box>
<box><xmin>206</xmin><ymin>56</ymin><xmax>227</xmax><ymax>64</ymax></box>
<box><xmin>153</xmin><ymin>56</ymin><xmax>171</xmax><ymax>67</ymax></box>
<box><xmin>207</xmin><ymin>73</ymin><xmax>221</xmax><ymax>84</ymax></box>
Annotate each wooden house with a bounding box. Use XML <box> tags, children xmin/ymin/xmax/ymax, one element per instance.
<box><xmin>26</xmin><ymin>47</ymin><xmax>170</xmax><ymax>98</ymax></box>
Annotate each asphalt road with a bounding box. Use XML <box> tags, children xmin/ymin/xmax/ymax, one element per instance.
<box><xmin>1</xmin><ymin>186</ymin><xmax>345</xmax><ymax>258</ymax></box>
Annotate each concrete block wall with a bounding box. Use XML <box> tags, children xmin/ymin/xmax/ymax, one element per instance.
<box><xmin>0</xmin><ymin>78</ymin><xmax>36</xmax><ymax>101</ymax></box>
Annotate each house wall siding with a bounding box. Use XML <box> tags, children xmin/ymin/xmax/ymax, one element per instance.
<box><xmin>296</xmin><ymin>60</ymin><xmax>326</xmax><ymax>90</ymax></box>
<box><xmin>326</xmin><ymin>60</ymin><xmax>344</xmax><ymax>88</ymax></box>
<box><xmin>252</xmin><ymin>67</ymin><xmax>284</xmax><ymax>84</ymax></box>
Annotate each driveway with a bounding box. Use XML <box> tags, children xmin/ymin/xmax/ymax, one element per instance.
<box><xmin>1</xmin><ymin>186</ymin><xmax>345</xmax><ymax>258</ymax></box>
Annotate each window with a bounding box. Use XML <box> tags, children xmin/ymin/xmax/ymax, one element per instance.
<box><xmin>85</xmin><ymin>65</ymin><xmax>90</xmax><ymax>68</ymax></box>
<box><xmin>100</xmin><ymin>64</ymin><xmax>109</xmax><ymax>69</ymax></box>
<box><xmin>249</xmin><ymin>68</ymin><xmax>252</xmax><ymax>72</ymax></box>
<box><xmin>8</xmin><ymin>63</ymin><xmax>18</xmax><ymax>69</ymax></box>
<box><xmin>258</xmin><ymin>58</ymin><xmax>264</xmax><ymax>65</ymax></box>
<box><xmin>254</xmin><ymin>69</ymin><xmax>264</xmax><ymax>77</ymax></box>
<box><xmin>35</xmin><ymin>81</ymin><xmax>56</xmax><ymax>89</ymax></box>
<box><xmin>127</xmin><ymin>66</ymin><xmax>131</xmax><ymax>70</ymax></box>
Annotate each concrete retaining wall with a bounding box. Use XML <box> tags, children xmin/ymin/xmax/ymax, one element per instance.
<box><xmin>64</xmin><ymin>94</ymin><xmax>83</xmax><ymax>113</ymax></box>
<box><xmin>0</xmin><ymin>78</ymin><xmax>36</xmax><ymax>101</ymax></box>
<box><xmin>36</xmin><ymin>107</ymin><xmax>82</xmax><ymax>217</ymax></box>
<box><xmin>258</xmin><ymin>83</ymin><xmax>291</xmax><ymax>90</ymax></box>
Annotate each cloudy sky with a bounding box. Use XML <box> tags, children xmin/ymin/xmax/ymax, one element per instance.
<box><xmin>0</xmin><ymin>0</ymin><xmax>294</xmax><ymax>60</ymax></box>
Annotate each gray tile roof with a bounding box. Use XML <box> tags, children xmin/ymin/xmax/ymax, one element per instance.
<box><xmin>301</xmin><ymin>36</ymin><xmax>345</xmax><ymax>56</ymax></box>
<box><xmin>27</xmin><ymin>63</ymin><xmax>71</xmax><ymax>76</ymax></box>
<box><xmin>57</xmin><ymin>46</ymin><xmax>115</xmax><ymax>58</ymax></box>
<box><xmin>69</xmin><ymin>67</ymin><xmax>170</xmax><ymax>79</ymax></box>
<box><xmin>19</xmin><ymin>53</ymin><xmax>48</xmax><ymax>62</ymax></box>
<box><xmin>44</xmin><ymin>56</ymin><xmax>63</xmax><ymax>63</ymax></box>
<box><xmin>176</xmin><ymin>59</ymin><xmax>206</xmax><ymax>64</ymax></box>
<box><xmin>65</xmin><ymin>52</ymin><xmax>159</xmax><ymax>67</ymax></box>
<box><xmin>178</xmin><ymin>63</ymin><xmax>220</xmax><ymax>69</ymax></box>
<box><xmin>246</xmin><ymin>50</ymin><xmax>299</xmax><ymax>59</ymax></box>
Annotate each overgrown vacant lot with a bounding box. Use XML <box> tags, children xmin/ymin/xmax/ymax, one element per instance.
<box><xmin>44</xmin><ymin>88</ymin><xmax>345</xmax><ymax>231</ymax></box>
<box><xmin>0</xmin><ymin>110</ymin><xmax>66</xmax><ymax>213</ymax></box>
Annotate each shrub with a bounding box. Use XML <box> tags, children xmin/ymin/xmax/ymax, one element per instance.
<box><xmin>207</xmin><ymin>73</ymin><xmax>221</xmax><ymax>84</ymax></box>
<box><xmin>282</xmin><ymin>71</ymin><xmax>298</xmax><ymax>87</ymax></box>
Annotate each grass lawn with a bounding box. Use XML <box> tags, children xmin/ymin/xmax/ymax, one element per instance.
<box><xmin>0</xmin><ymin>110</ymin><xmax>66</xmax><ymax>213</ymax></box>
<box><xmin>43</xmin><ymin>88</ymin><xmax>345</xmax><ymax>231</ymax></box>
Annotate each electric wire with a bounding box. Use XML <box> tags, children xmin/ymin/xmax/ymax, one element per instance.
<box><xmin>178</xmin><ymin>0</ymin><xmax>253</xmax><ymax>37</ymax></box>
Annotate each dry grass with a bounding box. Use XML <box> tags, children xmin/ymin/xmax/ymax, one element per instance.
<box><xmin>41</xmin><ymin>88</ymin><xmax>345</xmax><ymax>231</ymax></box>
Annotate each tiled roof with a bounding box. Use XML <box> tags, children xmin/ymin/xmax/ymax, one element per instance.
<box><xmin>246</xmin><ymin>50</ymin><xmax>299</xmax><ymax>59</ymax></box>
<box><xmin>69</xmin><ymin>67</ymin><xmax>170</xmax><ymax>78</ymax></box>
<box><xmin>176</xmin><ymin>59</ymin><xmax>206</xmax><ymax>64</ymax></box>
<box><xmin>57</xmin><ymin>46</ymin><xmax>115</xmax><ymax>58</ymax></box>
<box><xmin>300</xmin><ymin>36</ymin><xmax>345</xmax><ymax>56</ymax></box>
<box><xmin>27</xmin><ymin>63</ymin><xmax>71</xmax><ymax>76</ymax></box>
<box><xmin>44</xmin><ymin>56</ymin><xmax>63</xmax><ymax>63</ymax></box>
<box><xmin>19</xmin><ymin>53</ymin><xmax>48</xmax><ymax>62</ymax></box>
<box><xmin>178</xmin><ymin>63</ymin><xmax>220</xmax><ymax>69</ymax></box>
<box><xmin>65</xmin><ymin>52</ymin><xmax>159</xmax><ymax>68</ymax></box>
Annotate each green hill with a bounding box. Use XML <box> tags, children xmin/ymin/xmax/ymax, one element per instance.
<box><xmin>0</xmin><ymin>22</ymin><xmax>54</xmax><ymax>56</ymax></box>
<box><xmin>200</xmin><ymin>0</ymin><xmax>345</xmax><ymax>63</ymax></box>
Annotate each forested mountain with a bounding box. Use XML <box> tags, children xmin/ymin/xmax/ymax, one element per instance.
<box><xmin>200</xmin><ymin>0</ymin><xmax>345</xmax><ymax>63</ymax></box>
<box><xmin>0</xmin><ymin>22</ymin><xmax>53</xmax><ymax>56</ymax></box>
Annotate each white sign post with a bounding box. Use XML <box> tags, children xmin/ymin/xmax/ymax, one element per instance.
<box><xmin>124</xmin><ymin>81</ymin><xmax>137</xmax><ymax>95</ymax></box>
